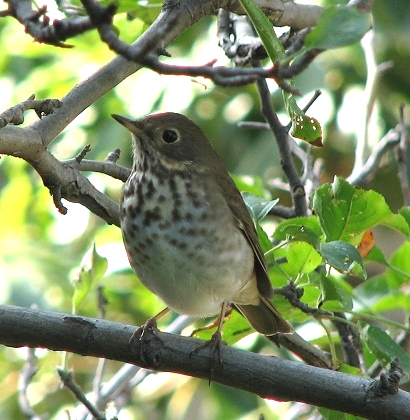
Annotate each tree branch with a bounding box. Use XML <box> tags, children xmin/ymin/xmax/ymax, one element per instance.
<box><xmin>0</xmin><ymin>305</ymin><xmax>409</xmax><ymax>419</ymax></box>
<box><xmin>4</xmin><ymin>0</ymin><xmax>96</xmax><ymax>47</ymax></box>
<box><xmin>0</xmin><ymin>94</ymin><xmax>62</xmax><ymax>128</ymax></box>
<box><xmin>254</xmin><ymin>62</ymin><xmax>308</xmax><ymax>217</ymax></box>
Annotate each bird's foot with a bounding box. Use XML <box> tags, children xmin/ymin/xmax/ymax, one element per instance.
<box><xmin>191</xmin><ymin>331</ymin><xmax>226</xmax><ymax>380</ymax></box>
<box><xmin>129</xmin><ymin>317</ymin><xmax>163</xmax><ymax>365</ymax></box>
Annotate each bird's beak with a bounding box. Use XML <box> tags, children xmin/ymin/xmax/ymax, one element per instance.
<box><xmin>112</xmin><ymin>114</ymin><xmax>144</xmax><ymax>136</ymax></box>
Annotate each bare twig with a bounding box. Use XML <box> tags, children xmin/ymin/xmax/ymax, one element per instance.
<box><xmin>254</xmin><ymin>61</ymin><xmax>308</xmax><ymax>217</ymax></box>
<box><xmin>5</xmin><ymin>0</ymin><xmax>96</xmax><ymax>47</ymax></box>
<box><xmin>78</xmin><ymin>0</ymin><xmax>305</xmax><ymax>90</ymax></box>
<box><xmin>105</xmin><ymin>148</ymin><xmax>121</xmax><ymax>164</ymax></box>
<box><xmin>18</xmin><ymin>348</ymin><xmax>43</xmax><ymax>420</ymax></box>
<box><xmin>347</xmin><ymin>129</ymin><xmax>400</xmax><ymax>185</ymax></box>
<box><xmin>396</xmin><ymin>104</ymin><xmax>410</xmax><ymax>205</ymax></box>
<box><xmin>0</xmin><ymin>94</ymin><xmax>62</xmax><ymax>128</ymax></box>
<box><xmin>64</xmin><ymin>158</ymin><xmax>131</xmax><ymax>183</ymax></box>
<box><xmin>83</xmin><ymin>315</ymin><xmax>195</xmax><ymax>418</ymax></box>
<box><xmin>274</xmin><ymin>283</ymin><xmax>329</xmax><ymax>316</ymax></box>
<box><xmin>75</xmin><ymin>145</ymin><xmax>92</xmax><ymax>163</ymax></box>
<box><xmin>350</xmin><ymin>29</ymin><xmax>394</xmax><ymax>179</ymax></box>
<box><xmin>57</xmin><ymin>368</ymin><xmax>106</xmax><ymax>420</ymax></box>
<box><xmin>240</xmin><ymin>90</ymin><xmax>322</xmax><ymax>133</ymax></box>
<box><xmin>332</xmin><ymin>313</ymin><xmax>364</xmax><ymax>370</ymax></box>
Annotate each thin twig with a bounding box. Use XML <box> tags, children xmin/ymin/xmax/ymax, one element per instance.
<box><xmin>77</xmin><ymin>0</ymin><xmax>312</xmax><ymax>90</ymax></box>
<box><xmin>64</xmin><ymin>158</ymin><xmax>131</xmax><ymax>183</ymax></box>
<box><xmin>105</xmin><ymin>149</ymin><xmax>121</xmax><ymax>164</ymax></box>
<box><xmin>0</xmin><ymin>95</ymin><xmax>62</xmax><ymax>128</ymax></box>
<box><xmin>396</xmin><ymin>104</ymin><xmax>410</xmax><ymax>205</ymax></box>
<box><xmin>57</xmin><ymin>368</ymin><xmax>106</xmax><ymax>420</ymax></box>
<box><xmin>350</xmin><ymin>29</ymin><xmax>393</xmax><ymax>179</ymax></box>
<box><xmin>332</xmin><ymin>312</ymin><xmax>364</xmax><ymax>370</ymax></box>
<box><xmin>6</xmin><ymin>0</ymin><xmax>96</xmax><ymax>47</ymax></box>
<box><xmin>18</xmin><ymin>348</ymin><xmax>43</xmax><ymax>420</ymax></box>
<box><xmin>347</xmin><ymin>129</ymin><xmax>400</xmax><ymax>186</ymax></box>
<box><xmin>254</xmin><ymin>61</ymin><xmax>308</xmax><ymax>217</ymax></box>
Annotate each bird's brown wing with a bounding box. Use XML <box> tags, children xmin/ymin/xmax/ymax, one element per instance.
<box><xmin>213</xmin><ymin>169</ymin><xmax>274</xmax><ymax>298</ymax></box>
<box><xmin>213</xmin><ymin>168</ymin><xmax>292</xmax><ymax>334</ymax></box>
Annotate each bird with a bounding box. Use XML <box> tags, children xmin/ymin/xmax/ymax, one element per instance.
<box><xmin>112</xmin><ymin>112</ymin><xmax>292</xmax><ymax>341</ymax></box>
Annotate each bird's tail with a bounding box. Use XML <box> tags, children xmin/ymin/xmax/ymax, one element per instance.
<box><xmin>235</xmin><ymin>295</ymin><xmax>292</xmax><ymax>335</ymax></box>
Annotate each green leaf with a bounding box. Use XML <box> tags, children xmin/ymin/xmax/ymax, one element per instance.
<box><xmin>242</xmin><ymin>192</ymin><xmax>279</xmax><ymax>222</ymax></box>
<box><xmin>192</xmin><ymin>310</ymin><xmax>252</xmax><ymax>346</ymax></box>
<box><xmin>237</xmin><ymin>0</ymin><xmax>285</xmax><ymax>63</ymax></box>
<box><xmin>91</xmin><ymin>244</ymin><xmax>109</xmax><ymax>281</ymax></box>
<box><xmin>363</xmin><ymin>325</ymin><xmax>410</xmax><ymax>373</ymax></box>
<box><xmin>381</xmin><ymin>212</ymin><xmax>410</xmax><ymax>237</ymax></box>
<box><xmin>320</xmin><ymin>241</ymin><xmax>366</xmax><ymax>279</ymax></box>
<box><xmin>284</xmin><ymin>93</ymin><xmax>323</xmax><ymax>146</ymax></box>
<box><xmin>273</xmin><ymin>216</ymin><xmax>322</xmax><ymax>248</ymax></box>
<box><xmin>314</xmin><ymin>273</ymin><xmax>353</xmax><ymax>311</ymax></box>
<box><xmin>72</xmin><ymin>244</ymin><xmax>108</xmax><ymax>314</ymax></box>
<box><xmin>305</xmin><ymin>6</ymin><xmax>371</xmax><ymax>50</ymax></box>
<box><xmin>399</xmin><ymin>206</ymin><xmax>410</xmax><ymax>229</ymax></box>
<box><xmin>286</xmin><ymin>242</ymin><xmax>322</xmax><ymax>276</ymax></box>
<box><xmin>365</xmin><ymin>245</ymin><xmax>389</xmax><ymax>266</ymax></box>
<box><xmin>312</xmin><ymin>177</ymin><xmax>402</xmax><ymax>242</ymax></box>
<box><xmin>288</xmin><ymin>108</ymin><xmax>323</xmax><ymax>146</ymax></box>
<box><xmin>338</xmin><ymin>363</ymin><xmax>363</xmax><ymax>376</ymax></box>
<box><xmin>355</xmin><ymin>275</ymin><xmax>391</xmax><ymax>309</ymax></box>
<box><xmin>256</xmin><ymin>223</ymin><xmax>274</xmax><ymax>254</ymax></box>
<box><xmin>385</xmin><ymin>241</ymin><xmax>410</xmax><ymax>288</ymax></box>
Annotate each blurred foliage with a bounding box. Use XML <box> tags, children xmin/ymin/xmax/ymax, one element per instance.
<box><xmin>0</xmin><ymin>0</ymin><xmax>410</xmax><ymax>419</ymax></box>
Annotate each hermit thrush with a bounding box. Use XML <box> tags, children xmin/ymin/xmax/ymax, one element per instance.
<box><xmin>112</xmin><ymin>112</ymin><xmax>291</xmax><ymax>337</ymax></box>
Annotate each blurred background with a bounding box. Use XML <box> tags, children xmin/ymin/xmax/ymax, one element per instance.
<box><xmin>0</xmin><ymin>0</ymin><xmax>409</xmax><ymax>418</ymax></box>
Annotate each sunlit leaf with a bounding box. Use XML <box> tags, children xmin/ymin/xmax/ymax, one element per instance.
<box><xmin>289</xmin><ymin>111</ymin><xmax>323</xmax><ymax>146</ymax></box>
<box><xmin>385</xmin><ymin>241</ymin><xmax>410</xmax><ymax>288</ymax></box>
<box><xmin>233</xmin><ymin>175</ymin><xmax>268</xmax><ymax>197</ymax></box>
<box><xmin>286</xmin><ymin>241</ymin><xmax>322</xmax><ymax>276</ymax></box>
<box><xmin>312</xmin><ymin>177</ymin><xmax>407</xmax><ymax>243</ymax></box>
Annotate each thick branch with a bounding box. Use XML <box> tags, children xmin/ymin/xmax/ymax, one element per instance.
<box><xmin>227</xmin><ymin>0</ymin><xmax>324</xmax><ymax>29</ymax></box>
<box><xmin>0</xmin><ymin>125</ymin><xmax>120</xmax><ymax>224</ymax></box>
<box><xmin>0</xmin><ymin>305</ymin><xmax>409</xmax><ymax>419</ymax></box>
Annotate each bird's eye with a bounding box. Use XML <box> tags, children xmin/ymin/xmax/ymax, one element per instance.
<box><xmin>162</xmin><ymin>130</ymin><xmax>179</xmax><ymax>144</ymax></box>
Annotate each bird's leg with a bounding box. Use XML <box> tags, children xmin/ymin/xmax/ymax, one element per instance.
<box><xmin>191</xmin><ymin>302</ymin><xmax>228</xmax><ymax>376</ymax></box>
<box><xmin>129</xmin><ymin>307</ymin><xmax>170</xmax><ymax>363</ymax></box>
<box><xmin>191</xmin><ymin>306</ymin><xmax>233</xmax><ymax>336</ymax></box>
